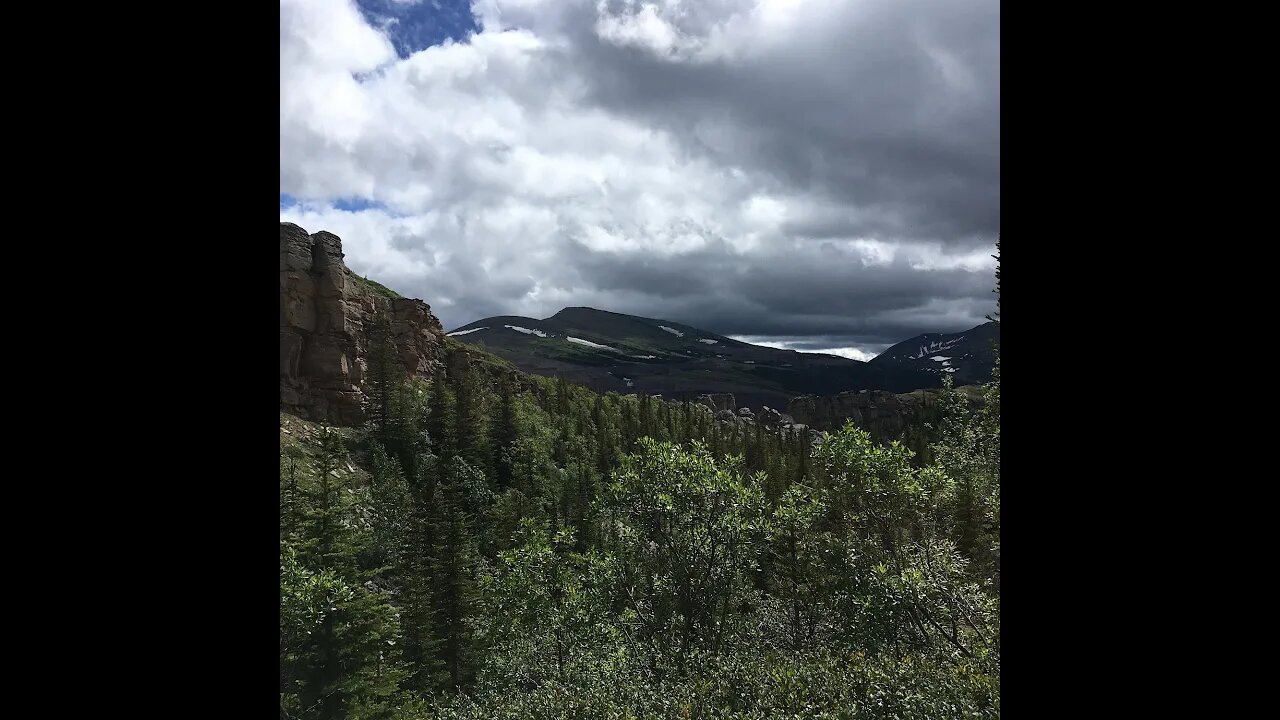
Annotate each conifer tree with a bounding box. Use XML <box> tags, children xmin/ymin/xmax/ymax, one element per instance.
<box><xmin>427</xmin><ymin>365</ymin><xmax>457</xmax><ymax>461</ymax></box>
<box><xmin>430</xmin><ymin>456</ymin><xmax>483</xmax><ymax>690</ymax></box>
<box><xmin>364</xmin><ymin>308</ymin><xmax>404</xmax><ymax>452</ymax></box>
<box><xmin>364</xmin><ymin>446</ymin><xmax>412</xmax><ymax>578</ymax></box>
<box><xmin>284</xmin><ymin>427</ymin><xmax>409</xmax><ymax>719</ymax></box>
<box><xmin>399</xmin><ymin>449</ymin><xmax>448</xmax><ymax>695</ymax></box>
<box><xmin>490</xmin><ymin>376</ymin><xmax>518</xmax><ymax>490</ymax></box>
<box><xmin>452</xmin><ymin>354</ymin><xmax>491</xmax><ymax>477</ymax></box>
<box><xmin>280</xmin><ymin>445</ymin><xmax>306</xmax><ymax>544</ymax></box>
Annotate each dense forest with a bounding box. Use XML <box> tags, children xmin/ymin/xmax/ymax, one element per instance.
<box><xmin>280</xmin><ymin>256</ymin><xmax>1000</xmax><ymax>719</ymax></box>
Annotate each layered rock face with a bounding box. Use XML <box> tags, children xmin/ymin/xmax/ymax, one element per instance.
<box><xmin>694</xmin><ymin>393</ymin><xmax>737</xmax><ymax>413</ymax></box>
<box><xmin>280</xmin><ymin>223</ymin><xmax>445</xmax><ymax>425</ymax></box>
<box><xmin>787</xmin><ymin>386</ymin><xmax>984</xmax><ymax>436</ymax></box>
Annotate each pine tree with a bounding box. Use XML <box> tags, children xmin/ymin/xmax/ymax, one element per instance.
<box><xmin>427</xmin><ymin>365</ymin><xmax>456</xmax><ymax>461</ymax></box>
<box><xmin>399</xmin><ymin>450</ymin><xmax>448</xmax><ymax>695</ymax></box>
<box><xmin>452</xmin><ymin>353</ymin><xmax>491</xmax><ymax>476</ymax></box>
<box><xmin>364</xmin><ymin>308</ymin><xmax>404</xmax><ymax>452</ymax></box>
<box><xmin>595</xmin><ymin>400</ymin><xmax>614</xmax><ymax>478</ymax></box>
<box><xmin>364</xmin><ymin>446</ymin><xmax>411</xmax><ymax>578</ymax></box>
<box><xmin>638</xmin><ymin>393</ymin><xmax>652</xmax><ymax>439</ymax></box>
<box><xmin>490</xmin><ymin>376</ymin><xmax>518</xmax><ymax>490</ymax></box>
<box><xmin>430</xmin><ymin>456</ymin><xmax>482</xmax><ymax>690</ymax></box>
<box><xmin>281</xmin><ymin>445</ymin><xmax>306</xmax><ymax>544</ymax></box>
<box><xmin>283</xmin><ymin>427</ymin><xmax>409</xmax><ymax>719</ymax></box>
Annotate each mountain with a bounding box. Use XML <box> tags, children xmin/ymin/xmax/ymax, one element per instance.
<box><xmin>445</xmin><ymin>307</ymin><xmax>994</xmax><ymax>409</ymax></box>
<box><xmin>866</xmin><ymin>321</ymin><xmax>999</xmax><ymax>386</ymax></box>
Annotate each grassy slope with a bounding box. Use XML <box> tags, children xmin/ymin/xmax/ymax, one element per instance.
<box><xmin>280</xmin><ymin>411</ymin><xmax>372</xmax><ymax>480</ymax></box>
<box><xmin>351</xmin><ymin>274</ymin><xmax>402</xmax><ymax>300</ymax></box>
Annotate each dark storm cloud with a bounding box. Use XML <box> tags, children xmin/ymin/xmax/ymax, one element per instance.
<box><xmin>541</xmin><ymin>0</ymin><xmax>1000</xmax><ymax>246</ymax></box>
<box><xmin>560</xmin><ymin>238</ymin><xmax>994</xmax><ymax>346</ymax></box>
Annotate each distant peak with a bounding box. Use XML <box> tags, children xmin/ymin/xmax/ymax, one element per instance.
<box><xmin>549</xmin><ymin>306</ymin><xmax>613</xmax><ymax>319</ymax></box>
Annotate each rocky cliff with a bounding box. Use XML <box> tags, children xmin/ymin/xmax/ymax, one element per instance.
<box><xmin>787</xmin><ymin>386</ymin><xmax>984</xmax><ymax>436</ymax></box>
<box><xmin>280</xmin><ymin>223</ymin><xmax>445</xmax><ymax>425</ymax></box>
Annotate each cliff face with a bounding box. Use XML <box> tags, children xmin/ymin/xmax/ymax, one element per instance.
<box><xmin>280</xmin><ymin>222</ymin><xmax>445</xmax><ymax>425</ymax></box>
<box><xmin>786</xmin><ymin>386</ymin><xmax>984</xmax><ymax>436</ymax></box>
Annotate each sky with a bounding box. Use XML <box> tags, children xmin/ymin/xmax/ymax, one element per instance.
<box><xmin>280</xmin><ymin>0</ymin><xmax>999</xmax><ymax>361</ymax></box>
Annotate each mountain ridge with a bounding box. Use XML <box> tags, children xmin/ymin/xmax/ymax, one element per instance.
<box><xmin>445</xmin><ymin>306</ymin><xmax>995</xmax><ymax>409</ymax></box>
<box><xmin>280</xmin><ymin>221</ymin><xmax>997</xmax><ymax>424</ymax></box>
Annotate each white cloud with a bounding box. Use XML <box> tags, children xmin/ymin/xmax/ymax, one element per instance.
<box><xmin>728</xmin><ymin>336</ymin><xmax>882</xmax><ymax>362</ymax></box>
<box><xmin>808</xmin><ymin>346</ymin><xmax>877</xmax><ymax>362</ymax></box>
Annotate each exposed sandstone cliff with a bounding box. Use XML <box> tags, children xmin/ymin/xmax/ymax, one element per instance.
<box><xmin>280</xmin><ymin>222</ymin><xmax>445</xmax><ymax>425</ymax></box>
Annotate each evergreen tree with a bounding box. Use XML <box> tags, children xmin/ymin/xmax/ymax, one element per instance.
<box><xmin>399</xmin><ymin>449</ymin><xmax>448</xmax><ymax>696</ymax></box>
<box><xmin>427</xmin><ymin>365</ymin><xmax>457</xmax><ymax>461</ymax></box>
<box><xmin>363</xmin><ymin>446</ymin><xmax>412</xmax><ymax>578</ymax></box>
<box><xmin>281</xmin><ymin>445</ymin><xmax>306</xmax><ymax>544</ymax></box>
<box><xmin>282</xmin><ymin>428</ymin><xmax>409</xmax><ymax>719</ymax></box>
<box><xmin>431</xmin><ymin>456</ymin><xmax>484</xmax><ymax>690</ymax></box>
<box><xmin>490</xmin><ymin>376</ymin><xmax>518</xmax><ymax>490</ymax></box>
<box><xmin>452</xmin><ymin>353</ymin><xmax>490</xmax><ymax>476</ymax></box>
<box><xmin>364</xmin><ymin>308</ymin><xmax>405</xmax><ymax>453</ymax></box>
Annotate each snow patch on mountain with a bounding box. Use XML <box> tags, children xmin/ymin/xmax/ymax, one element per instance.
<box><xmin>658</xmin><ymin>326</ymin><xmax>684</xmax><ymax>337</ymax></box>
<box><xmin>910</xmin><ymin>336</ymin><xmax>964</xmax><ymax>359</ymax></box>
<box><xmin>506</xmin><ymin>325</ymin><xmax>549</xmax><ymax>338</ymax></box>
<box><xmin>447</xmin><ymin>327</ymin><xmax>487</xmax><ymax>337</ymax></box>
<box><xmin>568</xmin><ymin>336</ymin><xmax>619</xmax><ymax>352</ymax></box>
<box><xmin>698</xmin><ymin>339</ymin><xmax>718</xmax><ymax>344</ymax></box>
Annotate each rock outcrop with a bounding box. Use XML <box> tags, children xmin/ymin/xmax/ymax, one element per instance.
<box><xmin>757</xmin><ymin>406</ymin><xmax>793</xmax><ymax>426</ymax></box>
<box><xmin>281</xmin><ymin>223</ymin><xmax>445</xmax><ymax>425</ymax></box>
<box><xmin>695</xmin><ymin>393</ymin><xmax>737</xmax><ymax>413</ymax></box>
<box><xmin>786</xmin><ymin>386</ymin><xmax>984</xmax><ymax>438</ymax></box>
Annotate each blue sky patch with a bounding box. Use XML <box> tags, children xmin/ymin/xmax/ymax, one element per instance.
<box><xmin>356</xmin><ymin>0</ymin><xmax>480</xmax><ymax>58</ymax></box>
<box><xmin>280</xmin><ymin>194</ymin><xmax>395</xmax><ymax>215</ymax></box>
<box><xmin>333</xmin><ymin>197</ymin><xmax>388</xmax><ymax>213</ymax></box>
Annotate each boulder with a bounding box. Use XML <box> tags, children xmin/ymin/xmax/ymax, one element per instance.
<box><xmin>716</xmin><ymin>409</ymin><xmax>742</xmax><ymax>425</ymax></box>
<box><xmin>757</xmin><ymin>406</ymin><xmax>793</xmax><ymax>426</ymax></box>
<box><xmin>695</xmin><ymin>393</ymin><xmax>736</xmax><ymax>413</ymax></box>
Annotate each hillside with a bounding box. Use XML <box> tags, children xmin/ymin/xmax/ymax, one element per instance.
<box><xmin>868</xmin><ymin>321</ymin><xmax>999</xmax><ymax>385</ymax></box>
<box><xmin>445</xmin><ymin>307</ymin><xmax>988</xmax><ymax>409</ymax></box>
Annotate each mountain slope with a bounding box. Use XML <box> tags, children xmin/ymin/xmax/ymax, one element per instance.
<box><xmin>867</xmin><ymin>321</ymin><xmax>998</xmax><ymax>386</ymax></box>
<box><xmin>445</xmin><ymin>307</ymin><xmax>984</xmax><ymax>409</ymax></box>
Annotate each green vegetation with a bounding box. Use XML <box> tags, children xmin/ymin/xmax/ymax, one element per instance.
<box><xmin>282</xmin><ymin>266</ymin><xmax>1001</xmax><ymax>718</ymax></box>
<box><xmin>353</xmin><ymin>273</ymin><xmax>403</xmax><ymax>300</ymax></box>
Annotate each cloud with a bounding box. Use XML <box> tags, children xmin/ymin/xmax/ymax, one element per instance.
<box><xmin>280</xmin><ymin>0</ymin><xmax>998</xmax><ymax>348</ymax></box>
<box><xmin>730</xmin><ymin>336</ymin><xmax>882</xmax><ymax>362</ymax></box>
